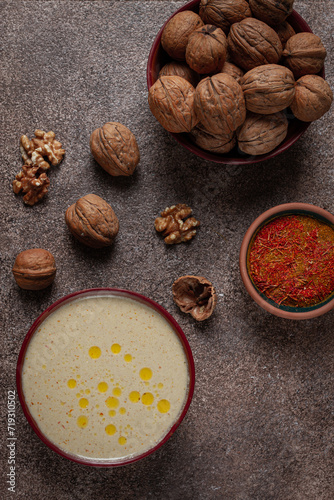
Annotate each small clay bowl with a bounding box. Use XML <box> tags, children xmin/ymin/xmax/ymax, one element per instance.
<box><xmin>239</xmin><ymin>203</ymin><xmax>334</xmax><ymax>319</ymax></box>
<box><xmin>147</xmin><ymin>0</ymin><xmax>325</xmax><ymax>165</ymax></box>
<box><xmin>16</xmin><ymin>288</ymin><xmax>195</xmax><ymax>466</ymax></box>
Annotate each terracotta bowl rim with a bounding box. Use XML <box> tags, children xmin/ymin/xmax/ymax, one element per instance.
<box><xmin>239</xmin><ymin>203</ymin><xmax>334</xmax><ymax>319</ymax></box>
<box><xmin>16</xmin><ymin>287</ymin><xmax>195</xmax><ymax>467</ymax></box>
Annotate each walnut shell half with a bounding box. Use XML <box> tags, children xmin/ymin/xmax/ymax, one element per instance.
<box><xmin>90</xmin><ymin>122</ymin><xmax>140</xmax><ymax>176</ymax></box>
<box><xmin>282</xmin><ymin>33</ymin><xmax>327</xmax><ymax>79</ymax></box>
<box><xmin>12</xmin><ymin>248</ymin><xmax>56</xmax><ymax>290</ymax></box>
<box><xmin>228</xmin><ymin>17</ymin><xmax>282</xmax><ymax>72</ymax></box>
<box><xmin>65</xmin><ymin>194</ymin><xmax>119</xmax><ymax>248</ymax></box>
<box><xmin>237</xmin><ymin>111</ymin><xmax>288</xmax><ymax>155</ymax></box>
<box><xmin>148</xmin><ymin>76</ymin><xmax>199</xmax><ymax>133</ymax></box>
<box><xmin>241</xmin><ymin>64</ymin><xmax>295</xmax><ymax>114</ymax></box>
<box><xmin>290</xmin><ymin>75</ymin><xmax>333</xmax><ymax>122</ymax></box>
<box><xmin>172</xmin><ymin>275</ymin><xmax>217</xmax><ymax>321</ymax></box>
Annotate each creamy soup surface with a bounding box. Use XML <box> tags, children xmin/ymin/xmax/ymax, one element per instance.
<box><xmin>22</xmin><ymin>295</ymin><xmax>190</xmax><ymax>461</ymax></box>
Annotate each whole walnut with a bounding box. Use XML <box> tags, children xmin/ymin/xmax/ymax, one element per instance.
<box><xmin>148</xmin><ymin>76</ymin><xmax>198</xmax><ymax>133</ymax></box>
<box><xmin>221</xmin><ymin>62</ymin><xmax>244</xmax><ymax>84</ymax></box>
<box><xmin>159</xmin><ymin>61</ymin><xmax>199</xmax><ymax>87</ymax></box>
<box><xmin>161</xmin><ymin>11</ymin><xmax>204</xmax><ymax>60</ymax></box>
<box><xmin>282</xmin><ymin>33</ymin><xmax>327</xmax><ymax>78</ymax></box>
<box><xmin>241</xmin><ymin>64</ymin><xmax>295</xmax><ymax>114</ymax></box>
<box><xmin>290</xmin><ymin>75</ymin><xmax>333</xmax><ymax>122</ymax></box>
<box><xmin>199</xmin><ymin>0</ymin><xmax>252</xmax><ymax>33</ymax></box>
<box><xmin>195</xmin><ymin>73</ymin><xmax>246</xmax><ymax>135</ymax></box>
<box><xmin>228</xmin><ymin>18</ymin><xmax>282</xmax><ymax>71</ymax></box>
<box><xmin>237</xmin><ymin>111</ymin><xmax>288</xmax><ymax>155</ymax></box>
<box><xmin>90</xmin><ymin>122</ymin><xmax>140</xmax><ymax>176</ymax></box>
<box><xmin>12</xmin><ymin>248</ymin><xmax>56</xmax><ymax>290</ymax></box>
<box><xmin>65</xmin><ymin>194</ymin><xmax>119</xmax><ymax>248</ymax></box>
<box><xmin>190</xmin><ymin>122</ymin><xmax>236</xmax><ymax>153</ymax></box>
<box><xmin>186</xmin><ymin>25</ymin><xmax>227</xmax><ymax>74</ymax></box>
<box><xmin>274</xmin><ymin>21</ymin><xmax>296</xmax><ymax>47</ymax></box>
<box><xmin>249</xmin><ymin>0</ymin><xmax>294</xmax><ymax>26</ymax></box>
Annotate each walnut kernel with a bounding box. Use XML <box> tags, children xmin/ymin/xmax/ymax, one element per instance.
<box><xmin>154</xmin><ymin>204</ymin><xmax>200</xmax><ymax>244</ymax></box>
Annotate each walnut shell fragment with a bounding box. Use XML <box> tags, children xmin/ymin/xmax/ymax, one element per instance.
<box><xmin>199</xmin><ymin>0</ymin><xmax>252</xmax><ymax>33</ymax></box>
<box><xmin>186</xmin><ymin>24</ymin><xmax>227</xmax><ymax>74</ymax></box>
<box><xmin>290</xmin><ymin>75</ymin><xmax>333</xmax><ymax>122</ymax></box>
<box><xmin>249</xmin><ymin>0</ymin><xmax>294</xmax><ymax>26</ymax></box>
<box><xmin>12</xmin><ymin>248</ymin><xmax>56</xmax><ymax>290</ymax></box>
<box><xmin>227</xmin><ymin>18</ymin><xmax>282</xmax><ymax>72</ymax></box>
<box><xmin>241</xmin><ymin>64</ymin><xmax>295</xmax><ymax>114</ymax></box>
<box><xmin>237</xmin><ymin>111</ymin><xmax>288</xmax><ymax>155</ymax></box>
<box><xmin>90</xmin><ymin>122</ymin><xmax>140</xmax><ymax>177</ymax></box>
<box><xmin>65</xmin><ymin>194</ymin><xmax>119</xmax><ymax>248</ymax></box>
<box><xmin>161</xmin><ymin>10</ymin><xmax>204</xmax><ymax>60</ymax></box>
<box><xmin>172</xmin><ymin>275</ymin><xmax>217</xmax><ymax>321</ymax></box>
<box><xmin>282</xmin><ymin>33</ymin><xmax>327</xmax><ymax>78</ymax></box>
<box><xmin>194</xmin><ymin>73</ymin><xmax>246</xmax><ymax>135</ymax></box>
<box><xmin>159</xmin><ymin>61</ymin><xmax>199</xmax><ymax>87</ymax></box>
<box><xmin>148</xmin><ymin>76</ymin><xmax>199</xmax><ymax>133</ymax></box>
<box><xmin>189</xmin><ymin>123</ymin><xmax>236</xmax><ymax>154</ymax></box>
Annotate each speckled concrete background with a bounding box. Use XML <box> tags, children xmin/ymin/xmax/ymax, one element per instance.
<box><xmin>1</xmin><ymin>1</ymin><xmax>333</xmax><ymax>499</ymax></box>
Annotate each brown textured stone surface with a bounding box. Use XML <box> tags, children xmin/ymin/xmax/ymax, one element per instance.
<box><xmin>1</xmin><ymin>1</ymin><xmax>333</xmax><ymax>499</ymax></box>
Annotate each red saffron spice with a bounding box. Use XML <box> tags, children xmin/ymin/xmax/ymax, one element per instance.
<box><xmin>248</xmin><ymin>214</ymin><xmax>334</xmax><ymax>307</ymax></box>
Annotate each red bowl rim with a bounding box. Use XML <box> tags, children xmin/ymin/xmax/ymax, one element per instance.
<box><xmin>147</xmin><ymin>0</ymin><xmax>325</xmax><ymax>165</ymax></box>
<box><xmin>239</xmin><ymin>203</ymin><xmax>334</xmax><ymax>319</ymax></box>
<box><xmin>16</xmin><ymin>288</ymin><xmax>195</xmax><ymax>467</ymax></box>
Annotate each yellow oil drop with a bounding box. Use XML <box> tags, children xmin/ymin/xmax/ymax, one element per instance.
<box><xmin>119</xmin><ymin>436</ymin><xmax>127</xmax><ymax>445</ymax></box>
<box><xmin>111</xmin><ymin>343</ymin><xmax>121</xmax><ymax>354</ymax></box>
<box><xmin>124</xmin><ymin>354</ymin><xmax>132</xmax><ymax>362</ymax></box>
<box><xmin>119</xmin><ymin>407</ymin><xmax>126</xmax><ymax>415</ymax></box>
<box><xmin>77</xmin><ymin>416</ymin><xmax>88</xmax><ymax>429</ymax></box>
<box><xmin>79</xmin><ymin>398</ymin><xmax>89</xmax><ymax>409</ymax></box>
<box><xmin>109</xmin><ymin>410</ymin><xmax>116</xmax><ymax>417</ymax></box>
<box><xmin>105</xmin><ymin>397</ymin><xmax>119</xmax><ymax>409</ymax></box>
<box><xmin>105</xmin><ymin>424</ymin><xmax>116</xmax><ymax>436</ymax></box>
<box><xmin>67</xmin><ymin>379</ymin><xmax>77</xmax><ymax>389</ymax></box>
<box><xmin>129</xmin><ymin>391</ymin><xmax>140</xmax><ymax>403</ymax></box>
<box><xmin>85</xmin><ymin>389</ymin><xmax>91</xmax><ymax>395</ymax></box>
<box><xmin>113</xmin><ymin>387</ymin><xmax>122</xmax><ymax>397</ymax></box>
<box><xmin>42</xmin><ymin>365</ymin><xmax>46</xmax><ymax>370</ymax></box>
<box><xmin>157</xmin><ymin>399</ymin><xmax>171</xmax><ymax>413</ymax></box>
<box><xmin>158</xmin><ymin>383</ymin><xmax>163</xmax><ymax>389</ymax></box>
<box><xmin>141</xmin><ymin>392</ymin><xmax>154</xmax><ymax>405</ymax></box>
<box><xmin>139</xmin><ymin>368</ymin><xmax>152</xmax><ymax>381</ymax></box>
<box><xmin>76</xmin><ymin>393</ymin><xmax>81</xmax><ymax>399</ymax></box>
<box><xmin>89</xmin><ymin>346</ymin><xmax>101</xmax><ymax>359</ymax></box>
<box><xmin>98</xmin><ymin>382</ymin><xmax>108</xmax><ymax>393</ymax></box>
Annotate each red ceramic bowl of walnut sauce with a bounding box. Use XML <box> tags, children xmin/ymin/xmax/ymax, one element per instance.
<box><xmin>147</xmin><ymin>0</ymin><xmax>325</xmax><ymax>165</ymax></box>
<box><xmin>17</xmin><ymin>288</ymin><xmax>195</xmax><ymax>466</ymax></box>
<box><xmin>239</xmin><ymin>203</ymin><xmax>334</xmax><ymax>319</ymax></box>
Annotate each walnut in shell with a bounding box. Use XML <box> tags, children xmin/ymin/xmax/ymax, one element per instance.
<box><xmin>12</xmin><ymin>248</ymin><xmax>56</xmax><ymax>290</ymax></box>
<box><xmin>274</xmin><ymin>21</ymin><xmax>296</xmax><ymax>47</ymax></box>
<box><xmin>241</xmin><ymin>64</ymin><xmax>295</xmax><ymax>114</ymax></box>
<box><xmin>148</xmin><ymin>76</ymin><xmax>199</xmax><ymax>133</ymax></box>
<box><xmin>189</xmin><ymin>123</ymin><xmax>236</xmax><ymax>154</ymax></box>
<box><xmin>90</xmin><ymin>122</ymin><xmax>140</xmax><ymax>176</ymax></box>
<box><xmin>290</xmin><ymin>75</ymin><xmax>333</xmax><ymax>122</ymax></box>
<box><xmin>199</xmin><ymin>0</ymin><xmax>252</xmax><ymax>33</ymax></box>
<box><xmin>172</xmin><ymin>275</ymin><xmax>217</xmax><ymax>321</ymax></box>
<box><xmin>186</xmin><ymin>24</ymin><xmax>227</xmax><ymax>74</ymax></box>
<box><xmin>249</xmin><ymin>0</ymin><xmax>294</xmax><ymax>26</ymax></box>
<box><xmin>65</xmin><ymin>194</ymin><xmax>119</xmax><ymax>248</ymax></box>
<box><xmin>159</xmin><ymin>61</ymin><xmax>199</xmax><ymax>87</ymax></box>
<box><xmin>161</xmin><ymin>11</ymin><xmax>204</xmax><ymax>60</ymax></box>
<box><xmin>282</xmin><ymin>33</ymin><xmax>327</xmax><ymax>78</ymax></box>
<box><xmin>237</xmin><ymin>111</ymin><xmax>288</xmax><ymax>155</ymax></box>
<box><xmin>194</xmin><ymin>73</ymin><xmax>246</xmax><ymax>135</ymax></box>
<box><xmin>221</xmin><ymin>62</ymin><xmax>244</xmax><ymax>84</ymax></box>
<box><xmin>227</xmin><ymin>18</ymin><xmax>282</xmax><ymax>71</ymax></box>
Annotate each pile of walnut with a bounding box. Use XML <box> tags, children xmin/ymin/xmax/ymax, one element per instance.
<box><xmin>148</xmin><ymin>0</ymin><xmax>333</xmax><ymax>156</ymax></box>
<box><xmin>13</xmin><ymin>130</ymin><xmax>65</xmax><ymax>205</ymax></box>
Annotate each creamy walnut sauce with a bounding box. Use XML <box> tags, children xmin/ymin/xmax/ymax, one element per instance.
<box><xmin>22</xmin><ymin>295</ymin><xmax>190</xmax><ymax>462</ymax></box>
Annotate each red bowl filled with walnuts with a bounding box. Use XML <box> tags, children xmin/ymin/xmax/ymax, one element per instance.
<box><xmin>147</xmin><ymin>0</ymin><xmax>332</xmax><ymax>165</ymax></box>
